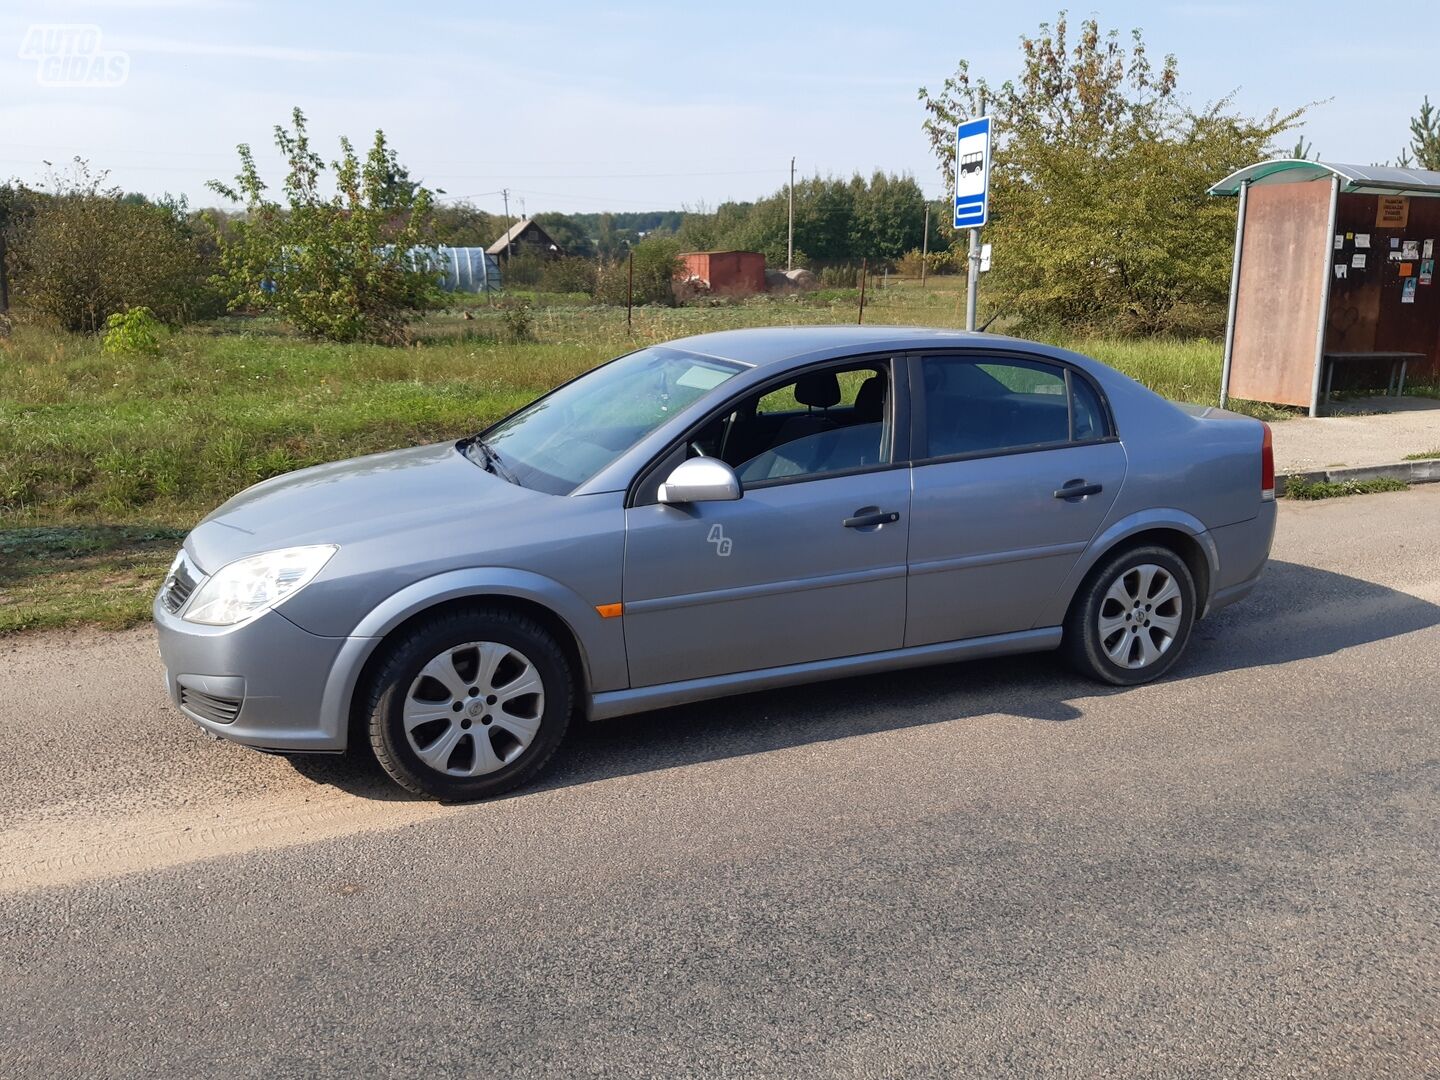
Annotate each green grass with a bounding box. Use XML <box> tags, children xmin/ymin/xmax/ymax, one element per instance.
<box><xmin>1402</xmin><ymin>449</ymin><xmax>1440</xmax><ymax>461</ymax></box>
<box><xmin>0</xmin><ymin>279</ymin><xmax>1275</xmax><ymax>631</ymax></box>
<box><xmin>0</xmin><ymin>526</ymin><xmax>186</xmax><ymax>633</ymax></box>
<box><xmin>1282</xmin><ymin>477</ymin><xmax>1409</xmax><ymax>500</ymax></box>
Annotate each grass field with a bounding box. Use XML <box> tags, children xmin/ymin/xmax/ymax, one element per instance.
<box><xmin>0</xmin><ymin>278</ymin><xmax>1276</xmax><ymax>631</ymax></box>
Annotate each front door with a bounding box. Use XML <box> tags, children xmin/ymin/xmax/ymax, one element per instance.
<box><xmin>622</xmin><ymin>357</ymin><xmax>911</xmax><ymax>687</ymax></box>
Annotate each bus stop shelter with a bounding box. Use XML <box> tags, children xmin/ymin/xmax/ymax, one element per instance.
<box><xmin>1209</xmin><ymin>160</ymin><xmax>1440</xmax><ymax>415</ymax></box>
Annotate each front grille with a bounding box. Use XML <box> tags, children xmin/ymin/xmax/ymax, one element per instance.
<box><xmin>161</xmin><ymin>557</ymin><xmax>199</xmax><ymax>614</ymax></box>
<box><xmin>179</xmin><ymin>686</ymin><xmax>242</xmax><ymax>725</ymax></box>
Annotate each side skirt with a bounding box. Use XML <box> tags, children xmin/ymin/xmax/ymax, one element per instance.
<box><xmin>589</xmin><ymin>626</ymin><xmax>1063</xmax><ymax>721</ymax></box>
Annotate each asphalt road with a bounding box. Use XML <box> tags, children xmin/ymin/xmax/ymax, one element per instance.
<box><xmin>2</xmin><ymin>489</ymin><xmax>1438</xmax><ymax>1078</ymax></box>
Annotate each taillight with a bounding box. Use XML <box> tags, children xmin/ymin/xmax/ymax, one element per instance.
<box><xmin>1260</xmin><ymin>422</ymin><xmax>1275</xmax><ymax>501</ymax></box>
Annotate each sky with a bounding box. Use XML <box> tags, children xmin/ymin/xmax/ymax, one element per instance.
<box><xmin>1</xmin><ymin>1</ymin><xmax>1436</xmax><ymax>218</ymax></box>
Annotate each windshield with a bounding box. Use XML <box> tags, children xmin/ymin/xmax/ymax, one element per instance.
<box><xmin>476</xmin><ymin>347</ymin><xmax>744</xmax><ymax>494</ymax></box>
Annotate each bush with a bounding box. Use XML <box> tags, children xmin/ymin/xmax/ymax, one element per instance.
<box><xmin>501</xmin><ymin>251</ymin><xmax>546</xmax><ymax>287</ymax></box>
<box><xmin>8</xmin><ymin>161</ymin><xmax>214</xmax><ymax>333</ymax></box>
<box><xmin>818</xmin><ymin>264</ymin><xmax>861</xmax><ymax>288</ymax></box>
<box><xmin>594</xmin><ymin>236</ymin><xmax>683</xmax><ymax>307</ymax></box>
<box><xmin>539</xmin><ymin>256</ymin><xmax>598</xmax><ymax>296</ymax></box>
<box><xmin>102</xmin><ymin>306</ymin><xmax>165</xmax><ymax>356</ymax></box>
<box><xmin>208</xmin><ymin>108</ymin><xmax>437</xmax><ymax>345</ymax></box>
<box><xmin>498</xmin><ymin>299</ymin><xmax>535</xmax><ymax>342</ymax></box>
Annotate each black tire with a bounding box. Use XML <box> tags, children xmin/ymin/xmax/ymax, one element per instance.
<box><xmin>364</xmin><ymin>607</ymin><xmax>573</xmax><ymax>801</ymax></box>
<box><xmin>1062</xmin><ymin>544</ymin><xmax>1196</xmax><ymax>686</ymax></box>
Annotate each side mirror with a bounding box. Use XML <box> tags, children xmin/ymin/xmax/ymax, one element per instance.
<box><xmin>657</xmin><ymin>457</ymin><xmax>742</xmax><ymax>505</ymax></box>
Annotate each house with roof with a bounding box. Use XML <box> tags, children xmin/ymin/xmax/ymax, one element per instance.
<box><xmin>487</xmin><ymin>218</ymin><xmax>565</xmax><ymax>260</ymax></box>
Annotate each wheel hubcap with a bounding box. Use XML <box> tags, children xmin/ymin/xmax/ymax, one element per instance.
<box><xmin>403</xmin><ymin>642</ymin><xmax>545</xmax><ymax>776</ymax></box>
<box><xmin>1097</xmin><ymin>564</ymin><xmax>1183</xmax><ymax>670</ymax></box>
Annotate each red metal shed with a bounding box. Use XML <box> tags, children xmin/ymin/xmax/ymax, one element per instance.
<box><xmin>678</xmin><ymin>250</ymin><xmax>766</xmax><ymax>296</ymax></box>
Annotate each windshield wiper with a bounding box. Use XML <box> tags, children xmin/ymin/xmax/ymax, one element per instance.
<box><xmin>465</xmin><ymin>436</ymin><xmax>519</xmax><ymax>484</ymax></box>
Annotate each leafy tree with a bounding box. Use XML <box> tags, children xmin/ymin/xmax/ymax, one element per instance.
<box><xmin>430</xmin><ymin>201</ymin><xmax>500</xmax><ymax>247</ymax></box>
<box><xmin>8</xmin><ymin>159</ymin><xmax>214</xmax><ymax>333</ymax></box>
<box><xmin>208</xmin><ymin>108</ymin><xmax>436</xmax><ymax>344</ymax></box>
<box><xmin>533</xmin><ymin>212</ymin><xmax>595</xmax><ymax>259</ymax></box>
<box><xmin>674</xmin><ymin>173</ymin><xmax>927</xmax><ymax>266</ymax></box>
<box><xmin>595</xmin><ymin>234</ymin><xmax>682</xmax><ymax>306</ymax></box>
<box><xmin>918</xmin><ymin>12</ymin><xmax>1305</xmax><ymax>335</ymax></box>
<box><xmin>1397</xmin><ymin>97</ymin><xmax>1440</xmax><ymax>169</ymax></box>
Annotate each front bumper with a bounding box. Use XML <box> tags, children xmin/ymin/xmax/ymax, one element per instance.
<box><xmin>153</xmin><ymin>594</ymin><xmax>353</xmax><ymax>752</ymax></box>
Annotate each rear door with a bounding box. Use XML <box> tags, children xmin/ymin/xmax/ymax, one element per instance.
<box><xmin>904</xmin><ymin>352</ymin><xmax>1127</xmax><ymax>646</ymax></box>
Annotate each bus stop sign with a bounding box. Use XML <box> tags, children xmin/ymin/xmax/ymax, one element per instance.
<box><xmin>954</xmin><ymin>116</ymin><xmax>992</xmax><ymax>230</ymax></box>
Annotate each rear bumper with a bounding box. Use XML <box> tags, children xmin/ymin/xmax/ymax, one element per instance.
<box><xmin>1202</xmin><ymin>500</ymin><xmax>1277</xmax><ymax>617</ymax></box>
<box><xmin>153</xmin><ymin>594</ymin><xmax>352</xmax><ymax>752</ymax></box>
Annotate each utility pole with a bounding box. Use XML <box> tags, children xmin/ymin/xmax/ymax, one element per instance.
<box><xmin>786</xmin><ymin>156</ymin><xmax>795</xmax><ymax>271</ymax></box>
<box><xmin>920</xmin><ymin>202</ymin><xmax>930</xmax><ymax>288</ymax></box>
<box><xmin>501</xmin><ymin>188</ymin><xmax>512</xmax><ymax>263</ymax></box>
<box><xmin>626</xmin><ymin>249</ymin><xmax>634</xmax><ymax>333</ymax></box>
<box><xmin>856</xmin><ymin>258</ymin><xmax>868</xmax><ymax>325</ymax></box>
<box><xmin>0</xmin><ymin>231</ymin><xmax>10</xmax><ymax>338</ymax></box>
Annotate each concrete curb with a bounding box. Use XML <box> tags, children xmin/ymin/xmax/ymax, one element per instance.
<box><xmin>1276</xmin><ymin>458</ymin><xmax>1440</xmax><ymax>495</ymax></box>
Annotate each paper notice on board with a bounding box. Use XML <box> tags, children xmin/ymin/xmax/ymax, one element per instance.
<box><xmin>1400</xmin><ymin>262</ymin><xmax>1414</xmax><ymax>277</ymax></box>
<box><xmin>1402</xmin><ymin>240</ymin><xmax>1420</xmax><ymax>260</ymax></box>
<box><xmin>1352</xmin><ymin>253</ymin><xmax>1366</xmax><ymax>269</ymax></box>
<box><xmin>1422</xmin><ymin>259</ymin><xmax>1434</xmax><ymax>285</ymax></box>
<box><xmin>1334</xmin><ymin>263</ymin><xmax>1348</xmax><ymax>279</ymax></box>
<box><xmin>1402</xmin><ymin>278</ymin><xmax>1417</xmax><ymax>303</ymax></box>
<box><xmin>1425</xmin><ymin>239</ymin><xmax>1435</xmax><ymax>259</ymax></box>
<box><xmin>1356</xmin><ymin>234</ymin><xmax>1371</xmax><ymax>249</ymax></box>
<box><xmin>1334</xmin><ymin>234</ymin><xmax>1344</xmax><ymax>250</ymax></box>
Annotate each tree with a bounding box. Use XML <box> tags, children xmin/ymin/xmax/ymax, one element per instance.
<box><xmin>673</xmin><ymin>173</ymin><xmax>927</xmax><ymax>266</ymax></box>
<box><xmin>1397</xmin><ymin>97</ymin><xmax>1440</xmax><ymax>169</ymax></box>
<box><xmin>208</xmin><ymin>108</ymin><xmax>436</xmax><ymax>344</ymax></box>
<box><xmin>7</xmin><ymin>159</ymin><xmax>214</xmax><ymax>333</ymax></box>
<box><xmin>918</xmin><ymin>12</ymin><xmax>1305</xmax><ymax>335</ymax></box>
<box><xmin>533</xmin><ymin>212</ymin><xmax>595</xmax><ymax>259</ymax></box>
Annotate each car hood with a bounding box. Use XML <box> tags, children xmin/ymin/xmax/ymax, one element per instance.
<box><xmin>185</xmin><ymin>442</ymin><xmax>539</xmax><ymax>572</ymax></box>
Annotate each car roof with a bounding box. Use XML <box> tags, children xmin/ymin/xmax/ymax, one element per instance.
<box><xmin>663</xmin><ymin>325</ymin><xmax>1047</xmax><ymax>369</ymax></box>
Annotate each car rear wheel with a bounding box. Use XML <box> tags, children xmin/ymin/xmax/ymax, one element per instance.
<box><xmin>1062</xmin><ymin>545</ymin><xmax>1196</xmax><ymax>686</ymax></box>
<box><xmin>364</xmin><ymin>608</ymin><xmax>573</xmax><ymax>800</ymax></box>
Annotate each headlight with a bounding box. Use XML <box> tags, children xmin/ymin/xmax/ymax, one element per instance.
<box><xmin>183</xmin><ymin>545</ymin><xmax>338</xmax><ymax>627</ymax></box>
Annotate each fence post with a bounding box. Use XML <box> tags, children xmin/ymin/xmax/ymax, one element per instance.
<box><xmin>626</xmin><ymin>250</ymin><xmax>634</xmax><ymax>333</ymax></box>
<box><xmin>857</xmin><ymin>259</ymin><xmax>868</xmax><ymax>325</ymax></box>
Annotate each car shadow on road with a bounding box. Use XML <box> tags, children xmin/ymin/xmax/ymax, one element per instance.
<box><xmin>288</xmin><ymin>558</ymin><xmax>1438</xmax><ymax>801</ymax></box>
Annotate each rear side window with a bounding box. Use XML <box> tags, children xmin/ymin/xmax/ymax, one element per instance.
<box><xmin>920</xmin><ymin>355</ymin><xmax>1108</xmax><ymax>459</ymax></box>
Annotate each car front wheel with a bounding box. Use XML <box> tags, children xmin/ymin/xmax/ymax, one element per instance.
<box><xmin>364</xmin><ymin>608</ymin><xmax>573</xmax><ymax>800</ymax></box>
<box><xmin>1062</xmin><ymin>545</ymin><xmax>1196</xmax><ymax>686</ymax></box>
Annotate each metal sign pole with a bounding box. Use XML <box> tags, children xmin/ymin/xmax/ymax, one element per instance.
<box><xmin>965</xmin><ymin>228</ymin><xmax>980</xmax><ymax>331</ymax></box>
<box><xmin>954</xmin><ymin>115</ymin><xmax>992</xmax><ymax>334</ymax></box>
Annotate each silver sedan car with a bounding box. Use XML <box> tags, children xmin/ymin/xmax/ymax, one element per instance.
<box><xmin>154</xmin><ymin>327</ymin><xmax>1276</xmax><ymax>800</ymax></box>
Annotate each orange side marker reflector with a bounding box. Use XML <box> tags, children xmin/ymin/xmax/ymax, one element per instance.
<box><xmin>595</xmin><ymin>603</ymin><xmax>624</xmax><ymax>619</ymax></box>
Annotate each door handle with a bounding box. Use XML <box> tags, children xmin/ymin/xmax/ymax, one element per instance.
<box><xmin>1054</xmin><ymin>480</ymin><xmax>1103</xmax><ymax>500</ymax></box>
<box><xmin>843</xmin><ymin>509</ymin><xmax>900</xmax><ymax>528</ymax></box>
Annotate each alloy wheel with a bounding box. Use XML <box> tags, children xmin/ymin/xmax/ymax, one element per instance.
<box><xmin>1096</xmin><ymin>563</ymin><xmax>1184</xmax><ymax>670</ymax></box>
<box><xmin>402</xmin><ymin>641</ymin><xmax>545</xmax><ymax>776</ymax></box>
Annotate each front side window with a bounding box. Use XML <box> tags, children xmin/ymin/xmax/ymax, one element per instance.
<box><xmin>685</xmin><ymin>360</ymin><xmax>893</xmax><ymax>486</ymax></box>
<box><xmin>477</xmin><ymin>347</ymin><xmax>743</xmax><ymax>494</ymax></box>
<box><xmin>920</xmin><ymin>355</ymin><xmax>1106</xmax><ymax>459</ymax></box>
